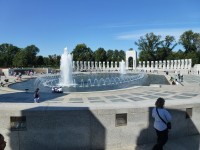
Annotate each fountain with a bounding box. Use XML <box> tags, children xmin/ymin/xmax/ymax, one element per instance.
<box><xmin>9</xmin><ymin>47</ymin><xmax>150</xmax><ymax>93</ymax></box>
<box><xmin>59</xmin><ymin>47</ymin><xmax>73</xmax><ymax>86</ymax></box>
<box><xmin>119</xmin><ymin>60</ymin><xmax>126</xmax><ymax>74</ymax></box>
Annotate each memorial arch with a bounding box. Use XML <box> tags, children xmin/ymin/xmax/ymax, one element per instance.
<box><xmin>126</xmin><ymin>50</ymin><xmax>137</xmax><ymax>69</ymax></box>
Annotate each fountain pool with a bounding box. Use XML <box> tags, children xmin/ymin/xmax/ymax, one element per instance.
<box><xmin>9</xmin><ymin>73</ymin><xmax>149</xmax><ymax>92</ymax></box>
<box><xmin>8</xmin><ymin>47</ymin><xmax>151</xmax><ymax>93</ymax></box>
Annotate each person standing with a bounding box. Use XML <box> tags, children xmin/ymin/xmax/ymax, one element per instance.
<box><xmin>0</xmin><ymin>134</ymin><xmax>6</xmax><ymax>150</ymax></box>
<box><xmin>34</xmin><ymin>88</ymin><xmax>40</xmax><ymax>103</ymax></box>
<box><xmin>152</xmin><ymin>97</ymin><xmax>172</xmax><ymax>150</ymax></box>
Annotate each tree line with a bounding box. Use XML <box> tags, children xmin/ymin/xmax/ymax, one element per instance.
<box><xmin>135</xmin><ymin>30</ymin><xmax>200</xmax><ymax>66</ymax></box>
<box><xmin>0</xmin><ymin>30</ymin><xmax>199</xmax><ymax>68</ymax></box>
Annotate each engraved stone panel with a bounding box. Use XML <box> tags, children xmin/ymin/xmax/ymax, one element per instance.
<box><xmin>115</xmin><ymin>113</ymin><xmax>127</xmax><ymax>127</ymax></box>
<box><xmin>10</xmin><ymin>116</ymin><xmax>26</xmax><ymax>131</ymax></box>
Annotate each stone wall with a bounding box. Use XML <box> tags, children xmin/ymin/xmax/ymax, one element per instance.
<box><xmin>0</xmin><ymin>103</ymin><xmax>199</xmax><ymax>150</ymax></box>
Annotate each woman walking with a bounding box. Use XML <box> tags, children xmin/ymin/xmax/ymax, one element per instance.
<box><xmin>34</xmin><ymin>88</ymin><xmax>40</xmax><ymax>103</ymax></box>
<box><xmin>152</xmin><ymin>97</ymin><xmax>172</xmax><ymax>150</ymax></box>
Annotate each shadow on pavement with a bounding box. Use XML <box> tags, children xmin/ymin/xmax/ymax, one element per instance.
<box><xmin>136</xmin><ymin>107</ymin><xmax>200</xmax><ymax>150</ymax></box>
<box><xmin>0</xmin><ymin>91</ymin><xmax>67</xmax><ymax>103</ymax></box>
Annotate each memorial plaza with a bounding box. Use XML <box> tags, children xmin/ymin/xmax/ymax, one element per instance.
<box><xmin>0</xmin><ymin>67</ymin><xmax>200</xmax><ymax>149</ymax></box>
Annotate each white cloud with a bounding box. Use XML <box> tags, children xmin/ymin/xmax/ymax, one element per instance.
<box><xmin>116</xmin><ymin>27</ymin><xmax>200</xmax><ymax>41</ymax></box>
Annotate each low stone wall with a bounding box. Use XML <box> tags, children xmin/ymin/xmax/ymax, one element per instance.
<box><xmin>0</xmin><ymin>103</ymin><xmax>200</xmax><ymax>150</ymax></box>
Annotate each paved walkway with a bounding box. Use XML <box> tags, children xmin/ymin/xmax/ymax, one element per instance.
<box><xmin>1</xmin><ymin>74</ymin><xmax>200</xmax><ymax>106</ymax></box>
<box><xmin>134</xmin><ymin>135</ymin><xmax>200</xmax><ymax>150</ymax></box>
<box><xmin>1</xmin><ymin>73</ymin><xmax>200</xmax><ymax>150</ymax></box>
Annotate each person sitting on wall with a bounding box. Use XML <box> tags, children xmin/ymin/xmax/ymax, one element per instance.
<box><xmin>0</xmin><ymin>82</ymin><xmax>5</xmax><ymax>87</ymax></box>
<box><xmin>175</xmin><ymin>79</ymin><xmax>179</xmax><ymax>85</ymax></box>
<box><xmin>172</xmin><ymin>80</ymin><xmax>176</xmax><ymax>85</ymax></box>
<box><xmin>4</xmin><ymin>79</ymin><xmax>9</xmax><ymax>83</ymax></box>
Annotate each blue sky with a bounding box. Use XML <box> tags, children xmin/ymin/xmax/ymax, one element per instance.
<box><xmin>0</xmin><ymin>0</ymin><xmax>200</xmax><ymax>56</ymax></box>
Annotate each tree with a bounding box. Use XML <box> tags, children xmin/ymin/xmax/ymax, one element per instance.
<box><xmin>23</xmin><ymin>45</ymin><xmax>40</xmax><ymax>67</ymax></box>
<box><xmin>156</xmin><ymin>35</ymin><xmax>177</xmax><ymax>60</ymax></box>
<box><xmin>94</xmin><ymin>47</ymin><xmax>107</xmax><ymax>62</ymax></box>
<box><xmin>118</xmin><ymin>50</ymin><xmax>125</xmax><ymax>61</ymax></box>
<box><xmin>113</xmin><ymin>50</ymin><xmax>119</xmax><ymax>62</ymax></box>
<box><xmin>0</xmin><ymin>43</ymin><xmax>20</xmax><ymax>67</ymax></box>
<box><xmin>71</xmin><ymin>44</ymin><xmax>94</xmax><ymax>61</ymax></box>
<box><xmin>135</xmin><ymin>32</ymin><xmax>162</xmax><ymax>61</ymax></box>
<box><xmin>48</xmin><ymin>54</ymin><xmax>61</xmax><ymax>68</ymax></box>
<box><xmin>36</xmin><ymin>56</ymin><xmax>44</xmax><ymax>67</ymax></box>
<box><xmin>43</xmin><ymin>57</ymin><xmax>51</xmax><ymax>67</ymax></box>
<box><xmin>185</xmin><ymin>51</ymin><xmax>200</xmax><ymax>66</ymax></box>
<box><xmin>179</xmin><ymin>30</ymin><xmax>200</xmax><ymax>53</ymax></box>
<box><xmin>13</xmin><ymin>50</ymin><xmax>27</xmax><ymax>67</ymax></box>
<box><xmin>106</xmin><ymin>49</ymin><xmax>114</xmax><ymax>61</ymax></box>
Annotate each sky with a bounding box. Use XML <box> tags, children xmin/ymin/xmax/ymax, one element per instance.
<box><xmin>0</xmin><ymin>0</ymin><xmax>200</xmax><ymax>56</ymax></box>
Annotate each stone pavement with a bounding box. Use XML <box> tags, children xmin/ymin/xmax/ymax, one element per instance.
<box><xmin>1</xmin><ymin>73</ymin><xmax>200</xmax><ymax>149</ymax></box>
<box><xmin>133</xmin><ymin>135</ymin><xmax>200</xmax><ymax>150</ymax></box>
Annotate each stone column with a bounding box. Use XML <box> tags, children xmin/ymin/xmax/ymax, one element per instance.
<box><xmin>143</xmin><ymin>61</ymin><xmax>145</xmax><ymax>69</ymax></box>
<box><xmin>91</xmin><ymin>61</ymin><xmax>94</xmax><ymax>70</ymax></box>
<box><xmin>115</xmin><ymin>62</ymin><xmax>118</xmax><ymax>69</ymax></box>
<box><xmin>174</xmin><ymin>60</ymin><xmax>177</xmax><ymax>69</ymax></box>
<box><xmin>177</xmin><ymin>60</ymin><xmax>181</xmax><ymax>69</ymax></box>
<box><xmin>167</xmin><ymin>60</ymin><xmax>170</xmax><ymax>69</ymax></box>
<box><xmin>77</xmin><ymin>61</ymin><xmax>80</xmax><ymax>71</ymax></box>
<box><xmin>81</xmin><ymin>61</ymin><xmax>84</xmax><ymax>70</ymax></box>
<box><xmin>151</xmin><ymin>61</ymin><xmax>154</xmax><ymax>70</ymax></box>
<box><xmin>181</xmin><ymin>59</ymin><xmax>184</xmax><ymax>69</ymax></box>
<box><xmin>139</xmin><ymin>61</ymin><xmax>141</xmax><ymax>68</ymax></box>
<box><xmin>84</xmin><ymin>61</ymin><xmax>87</xmax><ymax>70</ymax></box>
<box><xmin>95</xmin><ymin>61</ymin><xmax>98</xmax><ymax>70</ymax></box>
<box><xmin>155</xmin><ymin>61</ymin><xmax>158</xmax><ymax>69</ymax></box>
<box><xmin>99</xmin><ymin>62</ymin><xmax>101</xmax><ymax>70</ymax></box>
<box><xmin>88</xmin><ymin>61</ymin><xmax>90</xmax><ymax>70</ymax></box>
<box><xmin>184</xmin><ymin>59</ymin><xmax>188</xmax><ymax>69</ymax></box>
<box><xmin>147</xmin><ymin>61</ymin><xmax>150</xmax><ymax>69</ymax></box>
<box><xmin>107</xmin><ymin>61</ymin><xmax>110</xmax><ymax>69</ymax></box>
<box><xmin>163</xmin><ymin>60</ymin><xmax>166</xmax><ymax>69</ymax></box>
<box><xmin>158</xmin><ymin>61</ymin><xmax>162</xmax><ymax>69</ymax></box>
<box><xmin>103</xmin><ymin>61</ymin><xmax>105</xmax><ymax>70</ymax></box>
<box><xmin>188</xmin><ymin>59</ymin><xmax>192</xmax><ymax>69</ymax></box>
<box><xmin>170</xmin><ymin>60</ymin><xmax>173</xmax><ymax>69</ymax></box>
<box><xmin>72</xmin><ymin>61</ymin><xmax>75</xmax><ymax>70</ymax></box>
<box><xmin>111</xmin><ymin>61</ymin><xmax>113</xmax><ymax>69</ymax></box>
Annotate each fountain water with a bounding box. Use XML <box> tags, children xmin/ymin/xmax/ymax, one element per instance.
<box><xmin>119</xmin><ymin>60</ymin><xmax>126</xmax><ymax>74</ymax></box>
<box><xmin>10</xmin><ymin>47</ymin><xmax>150</xmax><ymax>92</ymax></box>
<box><xmin>59</xmin><ymin>47</ymin><xmax>73</xmax><ymax>86</ymax></box>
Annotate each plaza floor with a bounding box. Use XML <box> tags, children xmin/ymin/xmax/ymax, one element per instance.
<box><xmin>1</xmin><ymin>73</ymin><xmax>200</xmax><ymax>149</ymax></box>
<box><xmin>1</xmin><ymin>73</ymin><xmax>200</xmax><ymax>107</ymax></box>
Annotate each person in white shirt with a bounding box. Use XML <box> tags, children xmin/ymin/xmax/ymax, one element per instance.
<box><xmin>152</xmin><ymin>97</ymin><xmax>172</xmax><ymax>150</ymax></box>
<box><xmin>175</xmin><ymin>79</ymin><xmax>179</xmax><ymax>85</ymax></box>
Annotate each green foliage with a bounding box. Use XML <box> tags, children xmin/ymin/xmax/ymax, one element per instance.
<box><xmin>0</xmin><ymin>43</ymin><xmax>20</xmax><ymax>67</ymax></box>
<box><xmin>106</xmin><ymin>49</ymin><xmax>114</xmax><ymax>61</ymax></box>
<box><xmin>118</xmin><ymin>50</ymin><xmax>125</xmax><ymax>61</ymax></box>
<box><xmin>185</xmin><ymin>51</ymin><xmax>200</xmax><ymax>66</ymax></box>
<box><xmin>23</xmin><ymin>45</ymin><xmax>40</xmax><ymax>67</ymax></box>
<box><xmin>1</xmin><ymin>29</ymin><xmax>200</xmax><ymax>68</ymax></box>
<box><xmin>94</xmin><ymin>47</ymin><xmax>107</xmax><ymax>62</ymax></box>
<box><xmin>71</xmin><ymin>43</ymin><xmax>94</xmax><ymax>61</ymax></box>
<box><xmin>36</xmin><ymin>56</ymin><xmax>44</xmax><ymax>67</ymax></box>
<box><xmin>13</xmin><ymin>50</ymin><xmax>27</xmax><ymax>67</ymax></box>
<box><xmin>179</xmin><ymin>30</ymin><xmax>200</xmax><ymax>53</ymax></box>
<box><xmin>135</xmin><ymin>32</ymin><xmax>162</xmax><ymax>61</ymax></box>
